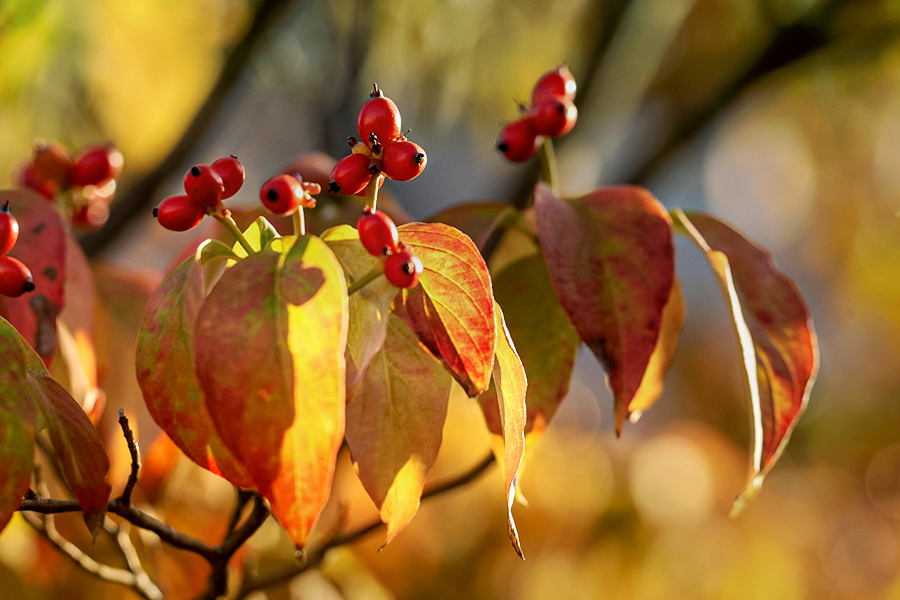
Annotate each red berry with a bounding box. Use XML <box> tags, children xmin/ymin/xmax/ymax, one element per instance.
<box><xmin>328</xmin><ymin>153</ymin><xmax>373</xmax><ymax>196</ymax></box>
<box><xmin>71</xmin><ymin>201</ymin><xmax>110</xmax><ymax>230</ymax></box>
<box><xmin>183</xmin><ymin>165</ymin><xmax>225</xmax><ymax>207</ymax></box>
<box><xmin>529</xmin><ymin>97</ymin><xmax>578</xmax><ymax>137</ymax></box>
<box><xmin>497</xmin><ymin>119</ymin><xmax>541</xmax><ymax>162</ymax></box>
<box><xmin>357</xmin><ymin>210</ymin><xmax>399</xmax><ymax>257</ymax></box>
<box><xmin>357</xmin><ymin>85</ymin><xmax>401</xmax><ymax>148</ymax></box>
<box><xmin>154</xmin><ymin>194</ymin><xmax>206</xmax><ymax>231</ymax></box>
<box><xmin>259</xmin><ymin>175</ymin><xmax>304</xmax><ymax>215</ymax></box>
<box><xmin>69</xmin><ymin>145</ymin><xmax>124</xmax><ymax>187</ymax></box>
<box><xmin>211</xmin><ymin>155</ymin><xmax>245</xmax><ymax>199</ymax></box>
<box><xmin>383</xmin><ymin>140</ymin><xmax>427</xmax><ymax>182</ymax></box>
<box><xmin>531</xmin><ymin>65</ymin><xmax>576</xmax><ymax>105</ymax></box>
<box><xmin>0</xmin><ymin>202</ymin><xmax>19</xmax><ymax>256</ymax></box>
<box><xmin>384</xmin><ymin>247</ymin><xmax>423</xmax><ymax>288</ymax></box>
<box><xmin>31</xmin><ymin>140</ymin><xmax>72</xmax><ymax>186</ymax></box>
<box><xmin>19</xmin><ymin>164</ymin><xmax>56</xmax><ymax>200</ymax></box>
<box><xmin>0</xmin><ymin>256</ymin><xmax>35</xmax><ymax>298</ymax></box>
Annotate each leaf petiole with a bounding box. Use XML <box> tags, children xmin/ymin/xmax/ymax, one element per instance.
<box><xmin>212</xmin><ymin>213</ymin><xmax>256</xmax><ymax>256</ymax></box>
<box><xmin>293</xmin><ymin>207</ymin><xmax>305</xmax><ymax>237</ymax></box>
<box><xmin>347</xmin><ymin>265</ymin><xmax>384</xmax><ymax>296</ymax></box>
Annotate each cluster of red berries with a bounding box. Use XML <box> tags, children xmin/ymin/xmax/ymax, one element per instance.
<box><xmin>496</xmin><ymin>65</ymin><xmax>578</xmax><ymax>162</ymax></box>
<box><xmin>258</xmin><ymin>174</ymin><xmax>320</xmax><ymax>215</ymax></box>
<box><xmin>154</xmin><ymin>156</ymin><xmax>245</xmax><ymax>231</ymax></box>
<box><xmin>0</xmin><ymin>202</ymin><xmax>35</xmax><ymax>298</ymax></box>
<box><xmin>328</xmin><ymin>85</ymin><xmax>427</xmax><ymax>196</ymax></box>
<box><xmin>18</xmin><ymin>140</ymin><xmax>124</xmax><ymax>228</ymax></box>
<box><xmin>357</xmin><ymin>209</ymin><xmax>422</xmax><ymax>288</ymax></box>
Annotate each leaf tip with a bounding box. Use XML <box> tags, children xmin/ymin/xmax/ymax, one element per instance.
<box><xmin>729</xmin><ymin>474</ymin><xmax>764</xmax><ymax>518</ymax></box>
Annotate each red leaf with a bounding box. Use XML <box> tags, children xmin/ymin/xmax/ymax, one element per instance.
<box><xmin>136</xmin><ymin>255</ymin><xmax>252</xmax><ymax>488</ymax></box>
<box><xmin>0</xmin><ymin>317</ymin><xmax>39</xmax><ymax>534</ymax></box>
<box><xmin>345</xmin><ymin>314</ymin><xmax>451</xmax><ymax>546</ymax></box>
<box><xmin>0</xmin><ymin>190</ymin><xmax>68</xmax><ymax>365</ymax></box>
<box><xmin>534</xmin><ymin>183</ymin><xmax>674</xmax><ymax>431</ymax></box>
<box><xmin>396</xmin><ymin>222</ymin><xmax>495</xmax><ymax>397</ymax></box>
<box><xmin>194</xmin><ymin>236</ymin><xmax>348</xmax><ymax>548</ymax></box>
<box><xmin>672</xmin><ymin>210</ymin><xmax>818</xmax><ymax>513</ymax></box>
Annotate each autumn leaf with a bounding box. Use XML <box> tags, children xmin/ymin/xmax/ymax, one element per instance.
<box><xmin>232</xmin><ymin>216</ymin><xmax>279</xmax><ymax>258</ymax></box>
<box><xmin>672</xmin><ymin>210</ymin><xmax>818</xmax><ymax>513</ymax></box>
<box><xmin>194</xmin><ymin>235</ymin><xmax>348</xmax><ymax>548</ymax></box>
<box><xmin>395</xmin><ymin>222</ymin><xmax>495</xmax><ymax>397</ymax></box>
<box><xmin>345</xmin><ymin>314</ymin><xmax>452</xmax><ymax>547</ymax></box>
<box><xmin>426</xmin><ymin>202</ymin><xmax>516</xmax><ymax>250</ymax></box>
<box><xmin>0</xmin><ymin>190</ymin><xmax>68</xmax><ymax>365</ymax></box>
<box><xmin>534</xmin><ymin>183</ymin><xmax>674</xmax><ymax>433</ymax></box>
<box><xmin>135</xmin><ymin>254</ymin><xmax>252</xmax><ymax>488</ymax></box>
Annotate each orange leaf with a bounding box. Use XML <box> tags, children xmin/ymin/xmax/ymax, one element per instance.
<box><xmin>194</xmin><ymin>236</ymin><xmax>348</xmax><ymax>548</ymax></box>
<box><xmin>672</xmin><ymin>210</ymin><xmax>818</xmax><ymax>513</ymax></box>
<box><xmin>534</xmin><ymin>183</ymin><xmax>674</xmax><ymax>432</ymax></box>
<box><xmin>396</xmin><ymin>223</ymin><xmax>495</xmax><ymax>397</ymax></box>
<box><xmin>345</xmin><ymin>314</ymin><xmax>451</xmax><ymax>547</ymax></box>
<box><xmin>136</xmin><ymin>254</ymin><xmax>252</xmax><ymax>488</ymax></box>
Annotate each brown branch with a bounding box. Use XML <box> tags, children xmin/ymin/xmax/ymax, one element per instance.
<box><xmin>117</xmin><ymin>409</ymin><xmax>140</xmax><ymax>506</ymax></box>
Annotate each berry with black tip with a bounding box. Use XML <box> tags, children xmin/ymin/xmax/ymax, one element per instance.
<box><xmin>529</xmin><ymin>97</ymin><xmax>578</xmax><ymax>137</ymax></box>
<box><xmin>328</xmin><ymin>153</ymin><xmax>373</xmax><ymax>196</ymax></box>
<box><xmin>184</xmin><ymin>165</ymin><xmax>225</xmax><ymax>207</ymax></box>
<box><xmin>0</xmin><ymin>256</ymin><xmax>35</xmax><ymax>298</ymax></box>
<box><xmin>357</xmin><ymin>84</ymin><xmax>401</xmax><ymax>149</ymax></box>
<box><xmin>383</xmin><ymin>140</ymin><xmax>427</xmax><ymax>181</ymax></box>
<box><xmin>154</xmin><ymin>195</ymin><xmax>206</xmax><ymax>231</ymax></box>
<box><xmin>357</xmin><ymin>209</ymin><xmax>399</xmax><ymax>257</ymax></box>
<box><xmin>0</xmin><ymin>201</ymin><xmax>19</xmax><ymax>256</ymax></box>
<box><xmin>384</xmin><ymin>246</ymin><xmax>423</xmax><ymax>288</ymax></box>
<box><xmin>259</xmin><ymin>175</ymin><xmax>304</xmax><ymax>215</ymax></box>
<box><xmin>497</xmin><ymin>119</ymin><xmax>541</xmax><ymax>162</ymax></box>
<box><xmin>211</xmin><ymin>155</ymin><xmax>245</xmax><ymax>199</ymax></box>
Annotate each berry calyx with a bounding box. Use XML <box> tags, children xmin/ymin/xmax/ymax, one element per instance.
<box><xmin>211</xmin><ymin>155</ymin><xmax>245</xmax><ymax>199</ymax></box>
<box><xmin>69</xmin><ymin>145</ymin><xmax>124</xmax><ymax>187</ymax></box>
<box><xmin>184</xmin><ymin>165</ymin><xmax>225</xmax><ymax>207</ymax></box>
<box><xmin>529</xmin><ymin>97</ymin><xmax>578</xmax><ymax>137</ymax></box>
<box><xmin>154</xmin><ymin>195</ymin><xmax>206</xmax><ymax>231</ymax></box>
<box><xmin>0</xmin><ymin>256</ymin><xmax>35</xmax><ymax>298</ymax></box>
<box><xmin>357</xmin><ymin>209</ymin><xmax>399</xmax><ymax>257</ymax></box>
<box><xmin>531</xmin><ymin>65</ymin><xmax>577</xmax><ymax>105</ymax></box>
<box><xmin>357</xmin><ymin>85</ymin><xmax>401</xmax><ymax>150</ymax></box>
<box><xmin>497</xmin><ymin>119</ymin><xmax>541</xmax><ymax>162</ymax></box>
<box><xmin>0</xmin><ymin>201</ymin><xmax>19</xmax><ymax>256</ymax></box>
<box><xmin>383</xmin><ymin>140</ymin><xmax>427</xmax><ymax>181</ymax></box>
<box><xmin>384</xmin><ymin>246</ymin><xmax>423</xmax><ymax>288</ymax></box>
<box><xmin>328</xmin><ymin>153</ymin><xmax>373</xmax><ymax>196</ymax></box>
<box><xmin>31</xmin><ymin>140</ymin><xmax>72</xmax><ymax>186</ymax></box>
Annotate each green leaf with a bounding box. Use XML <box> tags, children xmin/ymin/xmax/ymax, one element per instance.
<box><xmin>672</xmin><ymin>210</ymin><xmax>818</xmax><ymax>514</ymax></box>
<box><xmin>345</xmin><ymin>314</ymin><xmax>451</xmax><ymax>547</ymax></box>
<box><xmin>198</xmin><ymin>238</ymin><xmax>242</xmax><ymax>265</ymax></box>
<box><xmin>534</xmin><ymin>183</ymin><xmax>675</xmax><ymax>433</ymax></box>
<box><xmin>233</xmin><ymin>216</ymin><xmax>279</xmax><ymax>258</ymax></box>
<box><xmin>194</xmin><ymin>235</ymin><xmax>349</xmax><ymax>548</ymax></box>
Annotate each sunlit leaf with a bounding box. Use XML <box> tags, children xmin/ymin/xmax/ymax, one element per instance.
<box><xmin>534</xmin><ymin>183</ymin><xmax>674</xmax><ymax>432</ymax></box>
<box><xmin>672</xmin><ymin>210</ymin><xmax>818</xmax><ymax>513</ymax></box>
<box><xmin>194</xmin><ymin>236</ymin><xmax>348</xmax><ymax>548</ymax></box>
<box><xmin>232</xmin><ymin>216</ymin><xmax>279</xmax><ymax>259</ymax></box>
<box><xmin>426</xmin><ymin>202</ymin><xmax>516</xmax><ymax>250</ymax></box>
<box><xmin>345</xmin><ymin>314</ymin><xmax>451</xmax><ymax>546</ymax></box>
<box><xmin>395</xmin><ymin>222</ymin><xmax>495</xmax><ymax>397</ymax></box>
<box><xmin>0</xmin><ymin>190</ymin><xmax>68</xmax><ymax>365</ymax></box>
<box><xmin>135</xmin><ymin>255</ymin><xmax>252</xmax><ymax>488</ymax></box>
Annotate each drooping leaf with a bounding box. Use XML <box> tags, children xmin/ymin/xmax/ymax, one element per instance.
<box><xmin>395</xmin><ymin>222</ymin><xmax>495</xmax><ymax>397</ymax></box>
<box><xmin>0</xmin><ymin>317</ymin><xmax>38</xmax><ymax>534</ymax></box>
<box><xmin>478</xmin><ymin>302</ymin><xmax>526</xmax><ymax>559</ymax></box>
<box><xmin>426</xmin><ymin>202</ymin><xmax>516</xmax><ymax>251</ymax></box>
<box><xmin>534</xmin><ymin>183</ymin><xmax>674</xmax><ymax>432</ymax></box>
<box><xmin>232</xmin><ymin>216</ymin><xmax>279</xmax><ymax>258</ymax></box>
<box><xmin>672</xmin><ymin>210</ymin><xmax>818</xmax><ymax>513</ymax></box>
<box><xmin>322</xmin><ymin>225</ymin><xmax>397</xmax><ymax>395</ymax></box>
<box><xmin>0</xmin><ymin>190</ymin><xmax>68</xmax><ymax>365</ymax></box>
<box><xmin>194</xmin><ymin>236</ymin><xmax>348</xmax><ymax>548</ymax></box>
<box><xmin>345</xmin><ymin>314</ymin><xmax>451</xmax><ymax>546</ymax></box>
<box><xmin>135</xmin><ymin>255</ymin><xmax>252</xmax><ymax>488</ymax></box>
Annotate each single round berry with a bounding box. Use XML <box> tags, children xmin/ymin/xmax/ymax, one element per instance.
<box><xmin>0</xmin><ymin>256</ymin><xmax>35</xmax><ymax>298</ymax></box>
<box><xmin>211</xmin><ymin>155</ymin><xmax>245</xmax><ymax>199</ymax></box>
<box><xmin>31</xmin><ymin>140</ymin><xmax>72</xmax><ymax>186</ymax></box>
<box><xmin>529</xmin><ymin>97</ymin><xmax>578</xmax><ymax>137</ymax></box>
<box><xmin>357</xmin><ymin>85</ymin><xmax>401</xmax><ymax>149</ymax></box>
<box><xmin>19</xmin><ymin>164</ymin><xmax>57</xmax><ymax>200</ymax></box>
<box><xmin>497</xmin><ymin>119</ymin><xmax>541</xmax><ymax>162</ymax></box>
<box><xmin>183</xmin><ymin>165</ymin><xmax>225</xmax><ymax>207</ymax></box>
<box><xmin>383</xmin><ymin>140</ymin><xmax>427</xmax><ymax>181</ymax></box>
<box><xmin>259</xmin><ymin>175</ymin><xmax>304</xmax><ymax>215</ymax></box>
<box><xmin>154</xmin><ymin>194</ymin><xmax>206</xmax><ymax>231</ymax></box>
<box><xmin>328</xmin><ymin>153</ymin><xmax>373</xmax><ymax>196</ymax></box>
<box><xmin>71</xmin><ymin>200</ymin><xmax>110</xmax><ymax>230</ymax></box>
<box><xmin>357</xmin><ymin>209</ymin><xmax>399</xmax><ymax>257</ymax></box>
<box><xmin>69</xmin><ymin>145</ymin><xmax>124</xmax><ymax>187</ymax></box>
<box><xmin>384</xmin><ymin>247</ymin><xmax>423</xmax><ymax>288</ymax></box>
<box><xmin>531</xmin><ymin>65</ymin><xmax>576</xmax><ymax>105</ymax></box>
<box><xmin>0</xmin><ymin>202</ymin><xmax>19</xmax><ymax>256</ymax></box>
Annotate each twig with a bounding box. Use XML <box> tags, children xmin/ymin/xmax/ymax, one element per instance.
<box><xmin>117</xmin><ymin>409</ymin><xmax>141</xmax><ymax>507</ymax></box>
<box><xmin>104</xmin><ymin>519</ymin><xmax>160</xmax><ymax>600</ymax></box>
<box><xmin>225</xmin><ymin>489</ymin><xmax>256</xmax><ymax>537</ymax></box>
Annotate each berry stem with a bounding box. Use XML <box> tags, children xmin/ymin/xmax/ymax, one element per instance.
<box><xmin>363</xmin><ymin>175</ymin><xmax>381</xmax><ymax>213</ymax></box>
<box><xmin>539</xmin><ymin>138</ymin><xmax>560</xmax><ymax>196</ymax></box>
<box><xmin>292</xmin><ymin>207</ymin><xmax>306</xmax><ymax>237</ymax></box>
<box><xmin>212</xmin><ymin>213</ymin><xmax>256</xmax><ymax>256</ymax></box>
<box><xmin>347</xmin><ymin>265</ymin><xmax>384</xmax><ymax>296</ymax></box>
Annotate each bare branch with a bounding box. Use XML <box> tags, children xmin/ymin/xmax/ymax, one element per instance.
<box><xmin>117</xmin><ymin>410</ymin><xmax>141</xmax><ymax>506</ymax></box>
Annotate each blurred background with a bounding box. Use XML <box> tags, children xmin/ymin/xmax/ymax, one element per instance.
<box><xmin>1</xmin><ymin>0</ymin><xmax>899</xmax><ymax>598</ymax></box>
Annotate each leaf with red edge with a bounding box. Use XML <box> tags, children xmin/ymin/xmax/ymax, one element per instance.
<box><xmin>345</xmin><ymin>314</ymin><xmax>451</xmax><ymax>547</ymax></box>
<box><xmin>194</xmin><ymin>235</ymin><xmax>348</xmax><ymax>548</ymax></box>
<box><xmin>395</xmin><ymin>222</ymin><xmax>495</xmax><ymax>397</ymax></box>
<box><xmin>426</xmin><ymin>202</ymin><xmax>516</xmax><ymax>251</ymax></box>
<box><xmin>0</xmin><ymin>190</ymin><xmax>68</xmax><ymax>365</ymax></box>
<box><xmin>672</xmin><ymin>210</ymin><xmax>818</xmax><ymax>513</ymax></box>
<box><xmin>534</xmin><ymin>183</ymin><xmax>674</xmax><ymax>433</ymax></box>
<box><xmin>0</xmin><ymin>317</ymin><xmax>39</xmax><ymax>534</ymax></box>
<box><xmin>136</xmin><ymin>254</ymin><xmax>252</xmax><ymax>489</ymax></box>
